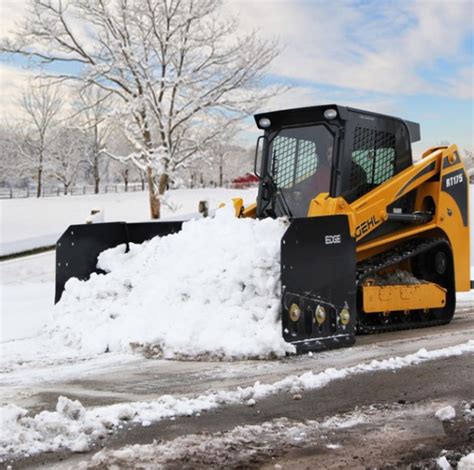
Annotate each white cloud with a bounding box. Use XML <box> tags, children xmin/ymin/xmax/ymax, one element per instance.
<box><xmin>226</xmin><ymin>0</ymin><xmax>473</xmax><ymax>97</ymax></box>
<box><xmin>0</xmin><ymin>63</ymin><xmax>36</xmax><ymax>120</ymax></box>
<box><xmin>0</xmin><ymin>0</ymin><xmax>27</xmax><ymax>41</ymax></box>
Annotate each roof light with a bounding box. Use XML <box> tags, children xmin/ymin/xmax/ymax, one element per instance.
<box><xmin>258</xmin><ymin>117</ymin><xmax>271</xmax><ymax>128</ymax></box>
<box><xmin>324</xmin><ymin>109</ymin><xmax>337</xmax><ymax>120</ymax></box>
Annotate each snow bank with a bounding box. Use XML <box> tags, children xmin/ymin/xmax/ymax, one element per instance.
<box><xmin>458</xmin><ymin>453</ymin><xmax>474</xmax><ymax>470</ymax></box>
<box><xmin>2</xmin><ymin>340</ymin><xmax>473</xmax><ymax>462</ymax></box>
<box><xmin>435</xmin><ymin>405</ymin><xmax>456</xmax><ymax>422</ymax></box>
<box><xmin>48</xmin><ymin>208</ymin><xmax>292</xmax><ymax>359</ymax></box>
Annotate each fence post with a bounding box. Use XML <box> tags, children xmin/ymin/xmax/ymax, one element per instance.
<box><xmin>10</xmin><ymin>187</ymin><xmax>12</xmax><ymax>199</ymax></box>
<box><xmin>198</xmin><ymin>200</ymin><xmax>209</xmax><ymax>218</ymax></box>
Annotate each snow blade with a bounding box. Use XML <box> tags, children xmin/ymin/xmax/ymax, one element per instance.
<box><xmin>55</xmin><ymin>221</ymin><xmax>183</xmax><ymax>303</ymax></box>
<box><xmin>281</xmin><ymin>215</ymin><xmax>356</xmax><ymax>353</ymax></box>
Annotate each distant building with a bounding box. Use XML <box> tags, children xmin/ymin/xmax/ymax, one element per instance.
<box><xmin>231</xmin><ymin>173</ymin><xmax>259</xmax><ymax>188</ymax></box>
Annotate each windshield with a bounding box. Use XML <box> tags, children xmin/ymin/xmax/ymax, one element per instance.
<box><xmin>266</xmin><ymin>125</ymin><xmax>334</xmax><ymax>217</ymax></box>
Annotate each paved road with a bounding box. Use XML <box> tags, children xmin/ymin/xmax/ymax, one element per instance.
<box><xmin>3</xmin><ymin>308</ymin><xmax>473</xmax><ymax>411</ymax></box>
<box><xmin>17</xmin><ymin>348</ymin><xmax>474</xmax><ymax>469</ymax></box>
<box><xmin>7</xmin><ymin>306</ymin><xmax>474</xmax><ymax>469</ymax></box>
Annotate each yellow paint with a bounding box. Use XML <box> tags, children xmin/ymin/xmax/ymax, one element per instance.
<box><xmin>234</xmin><ymin>144</ymin><xmax>470</xmax><ymax>293</ymax></box>
<box><xmin>362</xmin><ymin>282</ymin><xmax>446</xmax><ymax>313</ymax></box>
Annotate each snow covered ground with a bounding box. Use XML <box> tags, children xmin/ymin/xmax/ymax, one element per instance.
<box><xmin>0</xmin><ymin>187</ymin><xmax>257</xmax><ymax>256</ymax></box>
<box><xmin>1</xmin><ymin>186</ymin><xmax>474</xmax><ymax>465</ymax></box>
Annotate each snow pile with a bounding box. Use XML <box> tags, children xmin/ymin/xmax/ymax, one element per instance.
<box><xmin>435</xmin><ymin>405</ymin><xmax>456</xmax><ymax>422</ymax></box>
<box><xmin>2</xmin><ymin>340</ymin><xmax>473</xmax><ymax>461</ymax></box>
<box><xmin>0</xmin><ymin>398</ymin><xmax>91</xmax><ymax>458</ymax></box>
<box><xmin>436</xmin><ymin>455</ymin><xmax>452</xmax><ymax>470</ymax></box>
<box><xmin>48</xmin><ymin>208</ymin><xmax>292</xmax><ymax>359</ymax></box>
<box><xmin>458</xmin><ymin>453</ymin><xmax>474</xmax><ymax>470</ymax></box>
<box><xmin>83</xmin><ymin>415</ymin><xmax>355</xmax><ymax>469</ymax></box>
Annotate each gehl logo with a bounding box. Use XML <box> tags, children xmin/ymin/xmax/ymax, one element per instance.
<box><xmin>446</xmin><ymin>173</ymin><xmax>463</xmax><ymax>188</ymax></box>
<box><xmin>355</xmin><ymin>215</ymin><xmax>380</xmax><ymax>239</ymax></box>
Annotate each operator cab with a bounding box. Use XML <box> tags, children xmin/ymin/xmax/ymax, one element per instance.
<box><xmin>254</xmin><ymin>105</ymin><xmax>420</xmax><ymax>219</ymax></box>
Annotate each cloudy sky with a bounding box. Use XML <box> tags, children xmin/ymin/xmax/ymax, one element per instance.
<box><xmin>1</xmin><ymin>0</ymin><xmax>472</xmax><ymax>154</ymax></box>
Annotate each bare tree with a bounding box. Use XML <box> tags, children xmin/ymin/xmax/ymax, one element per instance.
<box><xmin>0</xmin><ymin>127</ymin><xmax>21</xmax><ymax>187</ymax></box>
<box><xmin>15</xmin><ymin>83</ymin><xmax>62</xmax><ymax>197</ymax></box>
<box><xmin>2</xmin><ymin>0</ymin><xmax>280</xmax><ymax>218</ymax></box>
<box><xmin>48</xmin><ymin>127</ymin><xmax>87</xmax><ymax>195</ymax></box>
<box><xmin>75</xmin><ymin>87</ymin><xmax>112</xmax><ymax>194</ymax></box>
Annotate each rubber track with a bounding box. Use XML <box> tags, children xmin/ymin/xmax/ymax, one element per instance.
<box><xmin>356</xmin><ymin>238</ymin><xmax>451</xmax><ymax>334</ymax></box>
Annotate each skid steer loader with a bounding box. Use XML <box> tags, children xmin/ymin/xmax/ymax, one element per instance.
<box><xmin>55</xmin><ymin>105</ymin><xmax>470</xmax><ymax>353</ymax></box>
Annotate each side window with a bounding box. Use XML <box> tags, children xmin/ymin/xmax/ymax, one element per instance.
<box><xmin>349</xmin><ymin>127</ymin><xmax>396</xmax><ymax>199</ymax></box>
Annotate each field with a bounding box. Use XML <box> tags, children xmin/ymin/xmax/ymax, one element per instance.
<box><xmin>0</xmin><ymin>187</ymin><xmax>257</xmax><ymax>256</ymax></box>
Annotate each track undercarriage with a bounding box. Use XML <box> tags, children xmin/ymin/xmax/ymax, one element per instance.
<box><xmin>356</xmin><ymin>238</ymin><xmax>456</xmax><ymax>334</ymax></box>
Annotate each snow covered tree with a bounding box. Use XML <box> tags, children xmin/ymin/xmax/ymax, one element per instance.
<box><xmin>48</xmin><ymin>127</ymin><xmax>88</xmax><ymax>194</ymax></box>
<box><xmin>14</xmin><ymin>83</ymin><xmax>62</xmax><ymax>197</ymax></box>
<box><xmin>463</xmin><ymin>148</ymin><xmax>474</xmax><ymax>182</ymax></box>
<box><xmin>0</xmin><ymin>127</ymin><xmax>21</xmax><ymax>187</ymax></box>
<box><xmin>75</xmin><ymin>87</ymin><xmax>113</xmax><ymax>194</ymax></box>
<box><xmin>1</xmin><ymin>0</ymin><xmax>280</xmax><ymax>217</ymax></box>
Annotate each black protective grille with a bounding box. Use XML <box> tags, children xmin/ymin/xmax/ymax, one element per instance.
<box><xmin>350</xmin><ymin>127</ymin><xmax>396</xmax><ymax>199</ymax></box>
<box><xmin>272</xmin><ymin>136</ymin><xmax>318</xmax><ymax>188</ymax></box>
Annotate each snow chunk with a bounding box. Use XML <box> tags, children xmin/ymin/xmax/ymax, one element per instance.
<box><xmin>57</xmin><ymin>396</ymin><xmax>86</xmax><ymax>420</ymax></box>
<box><xmin>326</xmin><ymin>443</ymin><xmax>342</xmax><ymax>449</ymax></box>
<box><xmin>458</xmin><ymin>453</ymin><xmax>474</xmax><ymax>470</ymax></box>
<box><xmin>50</xmin><ymin>208</ymin><xmax>293</xmax><ymax>359</ymax></box>
<box><xmin>435</xmin><ymin>405</ymin><xmax>456</xmax><ymax>422</ymax></box>
<box><xmin>436</xmin><ymin>455</ymin><xmax>452</xmax><ymax>470</ymax></box>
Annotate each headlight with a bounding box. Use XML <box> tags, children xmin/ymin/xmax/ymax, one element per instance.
<box><xmin>289</xmin><ymin>303</ymin><xmax>301</xmax><ymax>322</ymax></box>
<box><xmin>315</xmin><ymin>305</ymin><xmax>326</xmax><ymax>325</ymax></box>
<box><xmin>339</xmin><ymin>308</ymin><xmax>351</xmax><ymax>325</ymax></box>
<box><xmin>258</xmin><ymin>117</ymin><xmax>271</xmax><ymax>128</ymax></box>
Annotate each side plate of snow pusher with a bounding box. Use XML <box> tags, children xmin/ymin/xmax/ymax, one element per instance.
<box><xmin>281</xmin><ymin>215</ymin><xmax>356</xmax><ymax>353</ymax></box>
<box><xmin>55</xmin><ymin>221</ymin><xmax>183</xmax><ymax>303</ymax></box>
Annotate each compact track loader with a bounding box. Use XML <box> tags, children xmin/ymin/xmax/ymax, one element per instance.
<box><xmin>55</xmin><ymin>105</ymin><xmax>470</xmax><ymax>353</ymax></box>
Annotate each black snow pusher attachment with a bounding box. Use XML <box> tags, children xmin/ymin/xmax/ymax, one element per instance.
<box><xmin>281</xmin><ymin>215</ymin><xmax>356</xmax><ymax>353</ymax></box>
<box><xmin>55</xmin><ymin>214</ymin><xmax>356</xmax><ymax>354</ymax></box>
<box><xmin>55</xmin><ymin>221</ymin><xmax>183</xmax><ymax>303</ymax></box>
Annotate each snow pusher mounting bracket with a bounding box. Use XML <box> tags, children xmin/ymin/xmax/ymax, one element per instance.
<box><xmin>55</xmin><ymin>221</ymin><xmax>183</xmax><ymax>303</ymax></box>
<box><xmin>281</xmin><ymin>215</ymin><xmax>356</xmax><ymax>353</ymax></box>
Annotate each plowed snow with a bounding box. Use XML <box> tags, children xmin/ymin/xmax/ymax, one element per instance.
<box><xmin>49</xmin><ymin>209</ymin><xmax>292</xmax><ymax>359</ymax></box>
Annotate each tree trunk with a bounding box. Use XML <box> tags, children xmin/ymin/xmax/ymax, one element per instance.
<box><xmin>146</xmin><ymin>166</ymin><xmax>160</xmax><ymax>219</ymax></box>
<box><xmin>64</xmin><ymin>183</ymin><xmax>69</xmax><ymax>195</ymax></box>
<box><xmin>36</xmin><ymin>166</ymin><xmax>42</xmax><ymax>198</ymax></box>
<box><xmin>219</xmin><ymin>154</ymin><xmax>224</xmax><ymax>187</ymax></box>
<box><xmin>123</xmin><ymin>168</ymin><xmax>129</xmax><ymax>192</ymax></box>
<box><xmin>93</xmin><ymin>130</ymin><xmax>100</xmax><ymax>194</ymax></box>
<box><xmin>158</xmin><ymin>173</ymin><xmax>169</xmax><ymax>195</ymax></box>
<box><xmin>94</xmin><ymin>162</ymin><xmax>100</xmax><ymax>194</ymax></box>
